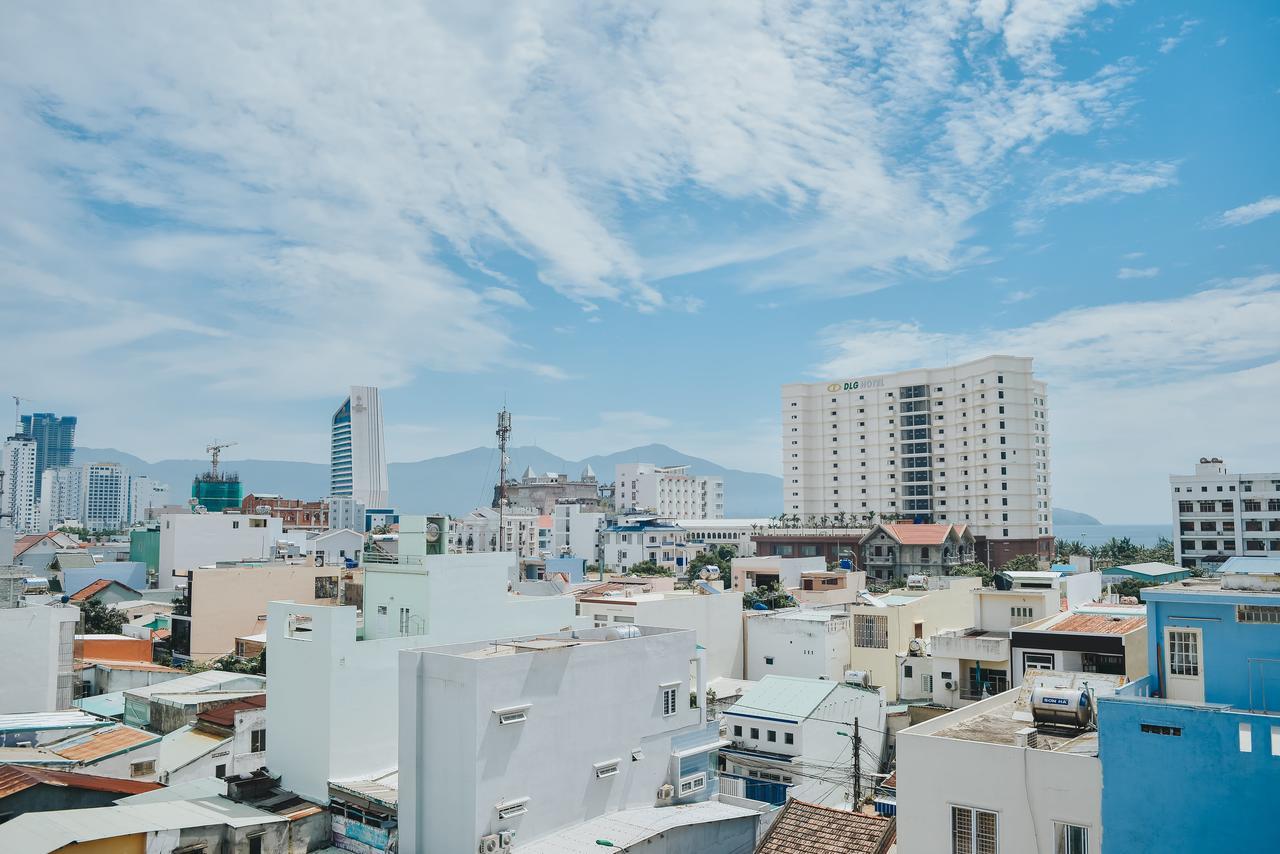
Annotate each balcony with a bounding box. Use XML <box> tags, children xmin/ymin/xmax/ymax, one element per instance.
<box><xmin>930</xmin><ymin>629</ymin><xmax>1009</xmax><ymax>662</ymax></box>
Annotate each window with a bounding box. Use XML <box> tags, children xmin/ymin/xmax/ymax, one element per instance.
<box><xmin>250</xmin><ymin>518</ymin><xmax>267</xmax><ymax>528</ymax></box>
<box><xmin>854</xmin><ymin>614</ymin><xmax>889</xmax><ymax>649</ymax></box>
<box><xmin>595</xmin><ymin>760</ymin><xmax>620</xmax><ymax>778</ymax></box>
<box><xmin>1054</xmin><ymin>823</ymin><xmax>1089</xmax><ymax>854</ymax></box>
<box><xmin>784</xmin><ymin>732</ymin><xmax>794</xmax><ymax>745</ymax></box>
<box><xmin>130</xmin><ymin>759</ymin><xmax>155</xmax><ymax>778</ymax></box>
<box><xmin>1168</xmin><ymin>630</ymin><xmax>1199</xmax><ymax>676</ymax></box>
<box><xmin>764</xmin><ymin>656</ymin><xmax>775</xmax><ymax>665</ymax></box>
<box><xmin>1010</xmin><ymin>606</ymin><xmax>1034</xmax><ymax>626</ymax></box>
<box><xmin>1239</xmin><ymin>722</ymin><xmax>1252</xmax><ymax>752</ymax></box>
<box><xmin>951</xmin><ymin>805</ymin><xmax>998</xmax><ymax>854</ymax></box>
<box><xmin>921</xmin><ymin>673</ymin><xmax>934</xmax><ymax>693</ymax></box>
<box><xmin>249</xmin><ymin>835</ymin><xmax>263</xmax><ymax>854</ymax></box>
<box><xmin>1023</xmin><ymin>652</ymin><xmax>1055</xmax><ymax>672</ymax></box>
<box><xmin>1238</xmin><ymin>605</ymin><xmax>1280</xmax><ymax>624</ymax></box>
<box><xmin>1140</xmin><ymin>724</ymin><xmax>1182</xmax><ymax>737</ymax></box>
<box><xmin>215</xmin><ymin>763</ymin><xmax>227</xmax><ymax>778</ymax></box>
<box><xmin>250</xmin><ymin>728</ymin><xmax>266</xmax><ymax>752</ymax></box>
<box><xmin>733</xmin><ymin>725</ymin><xmax>742</xmax><ymax>737</ymax></box>
<box><xmin>767</xmin><ymin>730</ymin><xmax>777</xmax><ymax>742</ymax></box>
<box><xmin>232</xmin><ymin>520</ymin><xmax>240</xmax><ymax>529</ymax></box>
<box><xmin>750</xmin><ymin>727</ymin><xmax>760</xmax><ymax>739</ymax></box>
<box><xmin>679</xmin><ymin>773</ymin><xmax>706</xmax><ymax>795</ymax></box>
<box><xmin>661</xmin><ymin>686</ymin><xmax>678</xmax><ymax>716</ymax></box>
<box><xmin>314</xmin><ymin>576</ymin><xmax>338</xmax><ymax>598</ymax></box>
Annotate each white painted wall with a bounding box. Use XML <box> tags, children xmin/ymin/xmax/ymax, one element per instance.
<box><xmin>1061</xmin><ymin>571</ymin><xmax>1103</xmax><ymax>609</ymax></box>
<box><xmin>158</xmin><ymin>514</ymin><xmax>284</xmax><ymax>588</ymax></box>
<box><xmin>267</xmin><ymin>554</ymin><xmax>586</xmax><ymax>802</ymax></box>
<box><xmin>398</xmin><ymin>627</ymin><xmax>716</xmax><ymax>853</ymax></box>
<box><xmin>0</xmin><ymin>604</ymin><xmax>79</xmax><ymax>713</ymax></box>
<box><xmin>745</xmin><ymin>612</ymin><xmax>850</xmax><ymax>682</ymax></box>
<box><xmin>896</xmin><ymin>692</ymin><xmax>1101</xmax><ymax>854</ymax></box>
<box><xmin>974</xmin><ymin>589</ymin><xmax>1058</xmax><ymax>632</ymax></box>
<box><xmin>575</xmin><ymin>590</ymin><xmax>745</xmax><ymax>680</ymax></box>
<box><xmin>731</xmin><ymin>556</ymin><xmax>825</xmax><ymax>592</ymax></box>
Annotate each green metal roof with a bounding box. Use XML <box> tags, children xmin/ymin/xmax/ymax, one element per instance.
<box><xmin>726</xmin><ymin>675</ymin><xmax>837</xmax><ymax>722</ymax></box>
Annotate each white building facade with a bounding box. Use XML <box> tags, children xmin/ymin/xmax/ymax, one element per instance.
<box><xmin>782</xmin><ymin>355</ymin><xmax>1053</xmax><ymax>564</ymax></box>
<box><xmin>80</xmin><ymin>462</ymin><xmax>133</xmax><ymax>531</ymax></box>
<box><xmin>330</xmin><ymin>385</ymin><xmax>389</xmax><ymax>509</ymax></box>
<box><xmin>157</xmin><ymin>513</ymin><xmax>284</xmax><ymax>589</ymax></box>
<box><xmin>615</xmin><ymin>463</ymin><xmax>725</xmax><ymax>519</ymax></box>
<box><xmin>397</xmin><ymin>625</ymin><xmax>731</xmax><ymax>853</ymax></box>
<box><xmin>552</xmin><ymin>502</ymin><xmax>604</xmax><ymax>563</ymax></box>
<box><xmin>1171</xmin><ymin>457</ymin><xmax>1280</xmax><ymax>570</ymax></box>
<box><xmin>39</xmin><ymin>465</ymin><xmax>82</xmax><ymax>531</ymax></box>
<box><xmin>1</xmin><ymin>434</ymin><xmax>38</xmax><ymax>533</ymax></box>
<box><xmin>0</xmin><ymin>602</ymin><xmax>79</xmax><ymax>713</ymax></box>
<box><xmin>677</xmin><ymin>518</ymin><xmax>772</xmax><ymax>557</ymax></box>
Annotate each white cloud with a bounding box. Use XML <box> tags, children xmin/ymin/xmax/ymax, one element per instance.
<box><xmin>1122</xmin><ymin>251</ymin><xmax>1145</xmax><ymax>260</ymax></box>
<box><xmin>482</xmin><ymin>288</ymin><xmax>531</xmax><ymax>310</ymax></box>
<box><xmin>1159</xmin><ymin>18</ymin><xmax>1201</xmax><ymax>54</ymax></box>
<box><xmin>1215</xmin><ymin>196</ymin><xmax>1280</xmax><ymax>227</ymax></box>
<box><xmin>1037</xmin><ymin>162</ymin><xmax>1178</xmax><ymax>208</ymax></box>
<box><xmin>599</xmin><ymin>411</ymin><xmax>673</xmax><ymax>431</ymax></box>
<box><xmin>1117</xmin><ymin>266</ymin><xmax>1159</xmax><ymax>279</ymax></box>
<box><xmin>1004</xmin><ymin>289</ymin><xmax>1036</xmax><ymax>303</ymax></box>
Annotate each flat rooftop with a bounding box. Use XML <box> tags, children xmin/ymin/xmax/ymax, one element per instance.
<box><xmin>432</xmin><ymin>625</ymin><xmax>685</xmax><ymax>659</ymax></box>
<box><xmin>931</xmin><ymin>698</ymin><xmax>1099</xmax><ymax>755</ymax></box>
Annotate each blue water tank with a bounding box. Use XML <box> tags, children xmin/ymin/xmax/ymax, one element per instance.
<box><xmin>752</xmin><ymin>602</ymin><xmax>769</xmax><ymax>611</ymax></box>
<box><xmin>839</xmin><ymin>558</ymin><xmax>853</xmax><ymax>570</ymax></box>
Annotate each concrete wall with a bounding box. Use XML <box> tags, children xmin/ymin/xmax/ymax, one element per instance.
<box><xmin>897</xmin><ymin>693</ymin><xmax>1101</xmax><ymax>854</ymax></box>
<box><xmin>973</xmin><ymin>589</ymin><xmax>1057</xmax><ymax>632</ymax></box>
<box><xmin>1061</xmin><ymin>571</ymin><xmax>1103</xmax><ymax>609</ymax></box>
<box><xmin>398</xmin><ymin>627</ymin><xmax>713</xmax><ymax>853</ymax></box>
<box><xmin>746</xmin><ymin>613</ymin><xmax>850</xmax><ymax>681</ymax></box>
<box><xmin>188</xmin><ymin>562</ymin><xmax>343</xmax><ymax>660</ymax></box>
<box><xmin>63</xmin><ymin>562</ymin><xmax>147</xmax><ymax>597</ymax></box>
<box><xmin>576</xmin><ymin>590</ymin><xmax>745</xmax><ymax>681</ymax></box>
<box><xmin>0</xmin><ymin>604</ymin><xmax>78</xmax><ymax>713</ymax></box>
<box><xmin>730</xmin><ymin>556</ymin><xmax>825</xmax><ymax>592</ymax></box>
<box><xmin>266</xmin><ymin>558</ymin><xmax>585</xmax><ymax>803</ymax></box>
<box><xmin>158</xmin><ymin>514</ymin><xmax>283</xmax><ymax>588</ymax></box>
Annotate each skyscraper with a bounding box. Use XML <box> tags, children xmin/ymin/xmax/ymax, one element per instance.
<box><xmin>330</xmin><ymin>386</ymin><xmax>389</xmax><ymax>508</ymax></box>
<box><xmin>20</xmin><ymin>413</ymin><xmax>76</xmax><ymax>499</ymax></box>
<box><xmin>1</xmin><ymin>434</ymin><xmax>39</xmax><ymax>533</ymax></box>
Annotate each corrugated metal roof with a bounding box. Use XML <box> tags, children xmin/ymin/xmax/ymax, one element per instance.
<box><xmin>74</xmin><ymin>691</ymin><xmax>127</xmax><ymax>719</ymax></box>
<box><xmin>122</xmin><ymin>671</ymin><xmax>265</xmax><ymax>700</ymax></box>
<box><xmin>512</xmin><ymin>801</ymin><xmax>760</xmax><ymax>853</ymax></box>
<box><xmin>0</xmin><ymin>765</ymin><xmax>162</xmax><ymax>799</ymax></box>
<box><xmin>726</xmin><ymin>675</ymin><xmax>837</xmax><ymax>722</ymax></box>
<box><xmin>0</xmin><ymin>796</ymin><xmax>286</xmax><ymax>851</ymax></box>
<box><xmin>157</xmin><ymin>726</ymin><xmax>227</xmax><ymax>774</ymax></box>
<box><xmin>1041</xmin><ymin>613</ymin><xmax>1146</xmax><ymax>635</ymax></box>
<box><xmin>0</xmin><ymin>711</ymin><xmax>107</xmax><ymax>734</ymax></box>
<box><xmin>50</xmin><ymin>724</ymin><xmax>158</xmax><ymax>762</ymax></box>
<box><xmin>196</xmin><ymin>694</ymin><xmax>266</xmax><ymax>727</ymax></box>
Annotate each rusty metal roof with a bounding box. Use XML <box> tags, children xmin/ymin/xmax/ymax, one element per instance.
<box><xmin>757</xmin><ymin>801</ymin><xmax>895</xmax><ymax>854</ymax></box>
<box><xmin>196</xmin><ymin>695</ymin><xmax>266</xmax><ymax>728</ymax></box>
<box><xmin>0</xmin><ymin>764</ymin><xmax>162</xmax><ymax>799</ymax></box>
<box><xmin>1039</xmin><ymin>613</ymin><xmax>1146</xmax><ymax>635</ymax></box>
<box><xmin>50</xmin><ymin>725</ymin><xmax>159</xmax><ymax>762</ymax></box>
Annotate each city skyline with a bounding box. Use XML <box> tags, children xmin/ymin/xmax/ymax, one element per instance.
<box><xmin>2</xmin><ymin>4</ymin><xmax>1277</xmax><ymax>526</ymax></box>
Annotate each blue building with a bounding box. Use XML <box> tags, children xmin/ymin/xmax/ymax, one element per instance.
<box><xmin>1097</xmin><ymin>557</ymin><xmax>1280</xmax><ymax>852</ymax></box>
<box><xmin>20</xmin><ymin>412</ymin><xmax>76</xmax><ymax>498</ymax></box>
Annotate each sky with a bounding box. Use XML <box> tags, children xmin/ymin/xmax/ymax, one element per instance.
<box><xmin>1</xmin><ymin>1</ymin><xmax>1277</xmax><ymax>524</ymax></box>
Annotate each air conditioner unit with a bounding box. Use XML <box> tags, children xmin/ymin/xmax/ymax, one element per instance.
<box><xmin>944</xmin><ymin>680</ymin><xmax>956</xmax><ymax>691</ymax></box>
<box><xmin>657</xmin><ymin>783</ymin><xmax>675</xmax><ymax>800</ymax></box>
<box><xmin>499</xmin><ymin>831</ymin><xmax>515</xmax><ymax>848</ymax></box>
<box><xmin>479</xmin><ymin>835</ymin><xmax>501</xmax><ymax>854</ymax></box>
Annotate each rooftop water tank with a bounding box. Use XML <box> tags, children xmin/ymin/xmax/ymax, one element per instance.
<box><xmin>1030</xmin><ymin>686</ymin><xmax>1093</xmax><ymax>729</ymax></box>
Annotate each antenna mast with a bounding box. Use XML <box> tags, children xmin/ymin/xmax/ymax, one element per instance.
<box><xmin>206</xmin><ymin>441</ymin><xmax>238</xmax><ymax>478</ymax></box>
<box><xmin>496</xmin><ymin>408</ymin><xmax>512</xmax><ymax>549</ymax></box>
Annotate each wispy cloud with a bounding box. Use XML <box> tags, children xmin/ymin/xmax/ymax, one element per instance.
<box><xmin>1117</xmin><ymin>266</ymin><xmax>1159</xmax><ymax>279</ymax></box>
<box><xmin>1004</xmin><ymin>289</ymin><xmax>1036</xmax><ymax>303</ymax></box>
<box><xmin>1215</xmin><ymin>196</ymin><xmax>1280</xmax><ymax>227</ymax></box>
<box><xmin>1159</xmin><ymin>18</ymin><xmax>1201</xmax><ymax>54</ymax></box>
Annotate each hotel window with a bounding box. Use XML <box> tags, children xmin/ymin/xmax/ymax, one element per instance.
<box><xmin>951</xmin><ymin>806</ymin><xmax>998</xmax><ymax>854</ymax></box>
<box><xmin>1054</xmin><ymin>823</ymin><xmax>1088</xmax><ymax>854</ymax></box>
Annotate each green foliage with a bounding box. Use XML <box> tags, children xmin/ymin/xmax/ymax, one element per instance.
<box><xmin>57</xmin><ymin>525</ymin><xmax>124</xmax><ymax>542</ymax></box>
<box><xmin>78</xmin><ymin>598</ymin><xmax>125</xmax><ymax>634</ymax></box>
<box><xmin>686</xmin><ymin>545</ymin><xmax>735</xmax><ymax>586</ymax></box>
<box><xmin>948</xmin><ymin>561</ymin><xmax>995</xmax><ymax>586</ymax></box>
<box><xmin>204</xmin><ymin>649</ymin><xmax>267</xmax><ymax>675</ymax></box>
<box><xmin>999</xmin><ymin>554</ymin><xmax>1042</xmax><ymax>574</ymax></box>
<box><xmin>743</xmin><ymin>582</ymin><xmax>796</xmax><ymax>611</ymax></box>
<box><xmin>627</xmin><ymin>560</ymin><xmax>673</xmax><ymax>577</ymax></box>
<box><xmin>1056</xmin><ymin>535</ymin><xmax>1175</xmax><ymax>569</ymax></box>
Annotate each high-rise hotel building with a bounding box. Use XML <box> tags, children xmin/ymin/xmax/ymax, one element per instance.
<box><xmin>782</xmin><ymin>355</ymin><xmax>1053</xmax><ymax>564</ymax></box>
<box><xmin>330</xmin><ymin>385</ymin><xmax>389</xmax><ymax>509</ymax></box>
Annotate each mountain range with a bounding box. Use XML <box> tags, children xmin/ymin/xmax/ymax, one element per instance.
<box><xmin>78</xmin><ymin>444</ymin><xmax>1101</xmax><ymax>523</ymax></box>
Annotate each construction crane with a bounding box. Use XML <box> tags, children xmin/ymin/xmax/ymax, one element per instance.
<box><xmin>10</xmin><ymin>395</ymin><xmax>36</xmax><ymax>435</ymax></box>
<box><xmin>206</xmin><ymin>441</ymin><xmax>238</xmax><ymax>478</ymax></box>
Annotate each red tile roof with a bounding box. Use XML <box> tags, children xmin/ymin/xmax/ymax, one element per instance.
<box><xmin>0</xmin><ymin>763</ymin><xmax>162</xmax><ymax>799</ymax></box>
<box><xmin>756</xmin><ymin>801</ymin><xmax>895</xmax><ymax>854</ymax></box>
<box><xmin>13</xmin><ymin>534</ymin><xmax>52</xmax><ymax>556</ymax></box>
<box><xmin>196</xmin><ymin>694</ymin><xmax>266</xmax><ymax>728</ymax></box>
<box><xmin>879</xmin><ymin>523</ymin><xmax>967</xmax><ymax>545</ymax></box>
<box><xmin>70</xmin><ymin>578</ymin><xmax>138</xmax><ymax>601</ymax></box>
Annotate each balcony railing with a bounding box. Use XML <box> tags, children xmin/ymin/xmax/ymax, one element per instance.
<box><xmin>930</xmin><ymin>629</ymin><xmax>1010</xmax><ymax>662</ymax></box>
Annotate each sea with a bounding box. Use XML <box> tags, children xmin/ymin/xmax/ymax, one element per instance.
<box><xmin>1053</xmin><ymin>523</ymin><xmax>1172</xmax><ymax>548</ymax></box>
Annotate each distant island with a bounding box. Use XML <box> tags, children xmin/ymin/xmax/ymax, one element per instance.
<box><xmin>1053</xmin><ymin>507</ymin><xmax>1102</xmax><ymax>525</ymax></box>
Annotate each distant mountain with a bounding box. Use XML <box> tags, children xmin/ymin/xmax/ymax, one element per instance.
<box><xmin>1053</xmin><ymin>507</ymin><xmax>1102</xmax><ymax>525</ymax></box>
<box><xmin>75</xmin><ymin>444</ymin><xmax>784</xmax><ymax>517</ymax></box>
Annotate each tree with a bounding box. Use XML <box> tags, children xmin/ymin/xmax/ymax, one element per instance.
<box><xmin>686</xmin><ymin>549</ymin><xmax>731</xmax><ymax>586</ymax></box>
<box><xmin>206</xmin><ymin>649</ymin><xmax>266</xmax><ymax>676</ymax></box>
<box><xmin>1055</xmin><ymin>539</ymin><xmax>1089</xmax><ymax>560</ymax></box>
<box><xmin>1108</xmin><ymin>576</ymin><xmax>1162</xmax><ymax>600</ymax></box>
<box><xmin>743</xmin><ymin>582</ymin><xmax>796</xmax><ymax>611</ymax></box>
<box><xmin>627</xmin><ymin>560</ymin><xmax>673</xmax><ymax>577</ymax></box>
<box><xmin>78</xmin><ymin>598</ymin><xmax>125</xmax><ymax>634</ymax></box>
<box><xmin>999</xmin><ymin>553</ymin><xmax>1041</xmax><ymax>575</ymax></box>
<box><xmin>948</xmin><ymin>561</ymin><xmax>994</xmax><ymax>586</ymax></box>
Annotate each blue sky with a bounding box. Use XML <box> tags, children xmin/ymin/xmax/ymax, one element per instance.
<box><xmin>1</xmin><ymin>1</ymin><xmax>1277</xmax><ymax>523</ymax></box>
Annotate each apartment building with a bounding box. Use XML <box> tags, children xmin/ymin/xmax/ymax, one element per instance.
<box><xmin>615</xmin><ymin>463</ymin><xmax>725</xmax><ymax>519</ymax></box>
<box><xmin>1170</xmin><ymin>457</ymin><xmax>1280</xmax><ymax>570</ymax></box>
<box><xmin>782</xmin><ymin>355</ymin><xmax>1052</xmax><ymax>565</ymax></box>
<box><xmin>2</xmin><ymin>433</ymin><xmax>38</xmax><ymax>533</ymax></box>
<box><xmin>157</xmin><ymin>512</ymin><xmax>284</xmax><ymax>589</ymax></box>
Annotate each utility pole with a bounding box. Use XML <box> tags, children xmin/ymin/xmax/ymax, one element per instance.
<box><xmin>853</xmin><ymin>718</ymin><xmax>861</xmax><ymax>804</ymax></box>
<box><xmin>496</xmin><ymin>408</ymin><xmax>511</xmax><ymax>549</ymax></box>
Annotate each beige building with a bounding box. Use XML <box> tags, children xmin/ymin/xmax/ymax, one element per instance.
<box><xmin>174</xmin><ymin>561</ymin><xmax>357</xmax><ymax>662</ymax></box>
<box><xmin>845</xmin><ymin>577</ymin><xmax>982</xmax><ymax>702</ymax></box>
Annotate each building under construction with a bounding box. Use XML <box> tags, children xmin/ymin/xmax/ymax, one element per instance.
<box><xmin>191</xmin><ymin>442</ymin><xmax>242</xmax><ymax>513</ymax></box>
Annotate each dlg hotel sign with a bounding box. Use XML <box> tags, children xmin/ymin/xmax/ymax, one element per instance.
<box><xmin>826</xmin><ymin>377</ymin><xmax>886</xmax><ymax>392</ymax></box>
